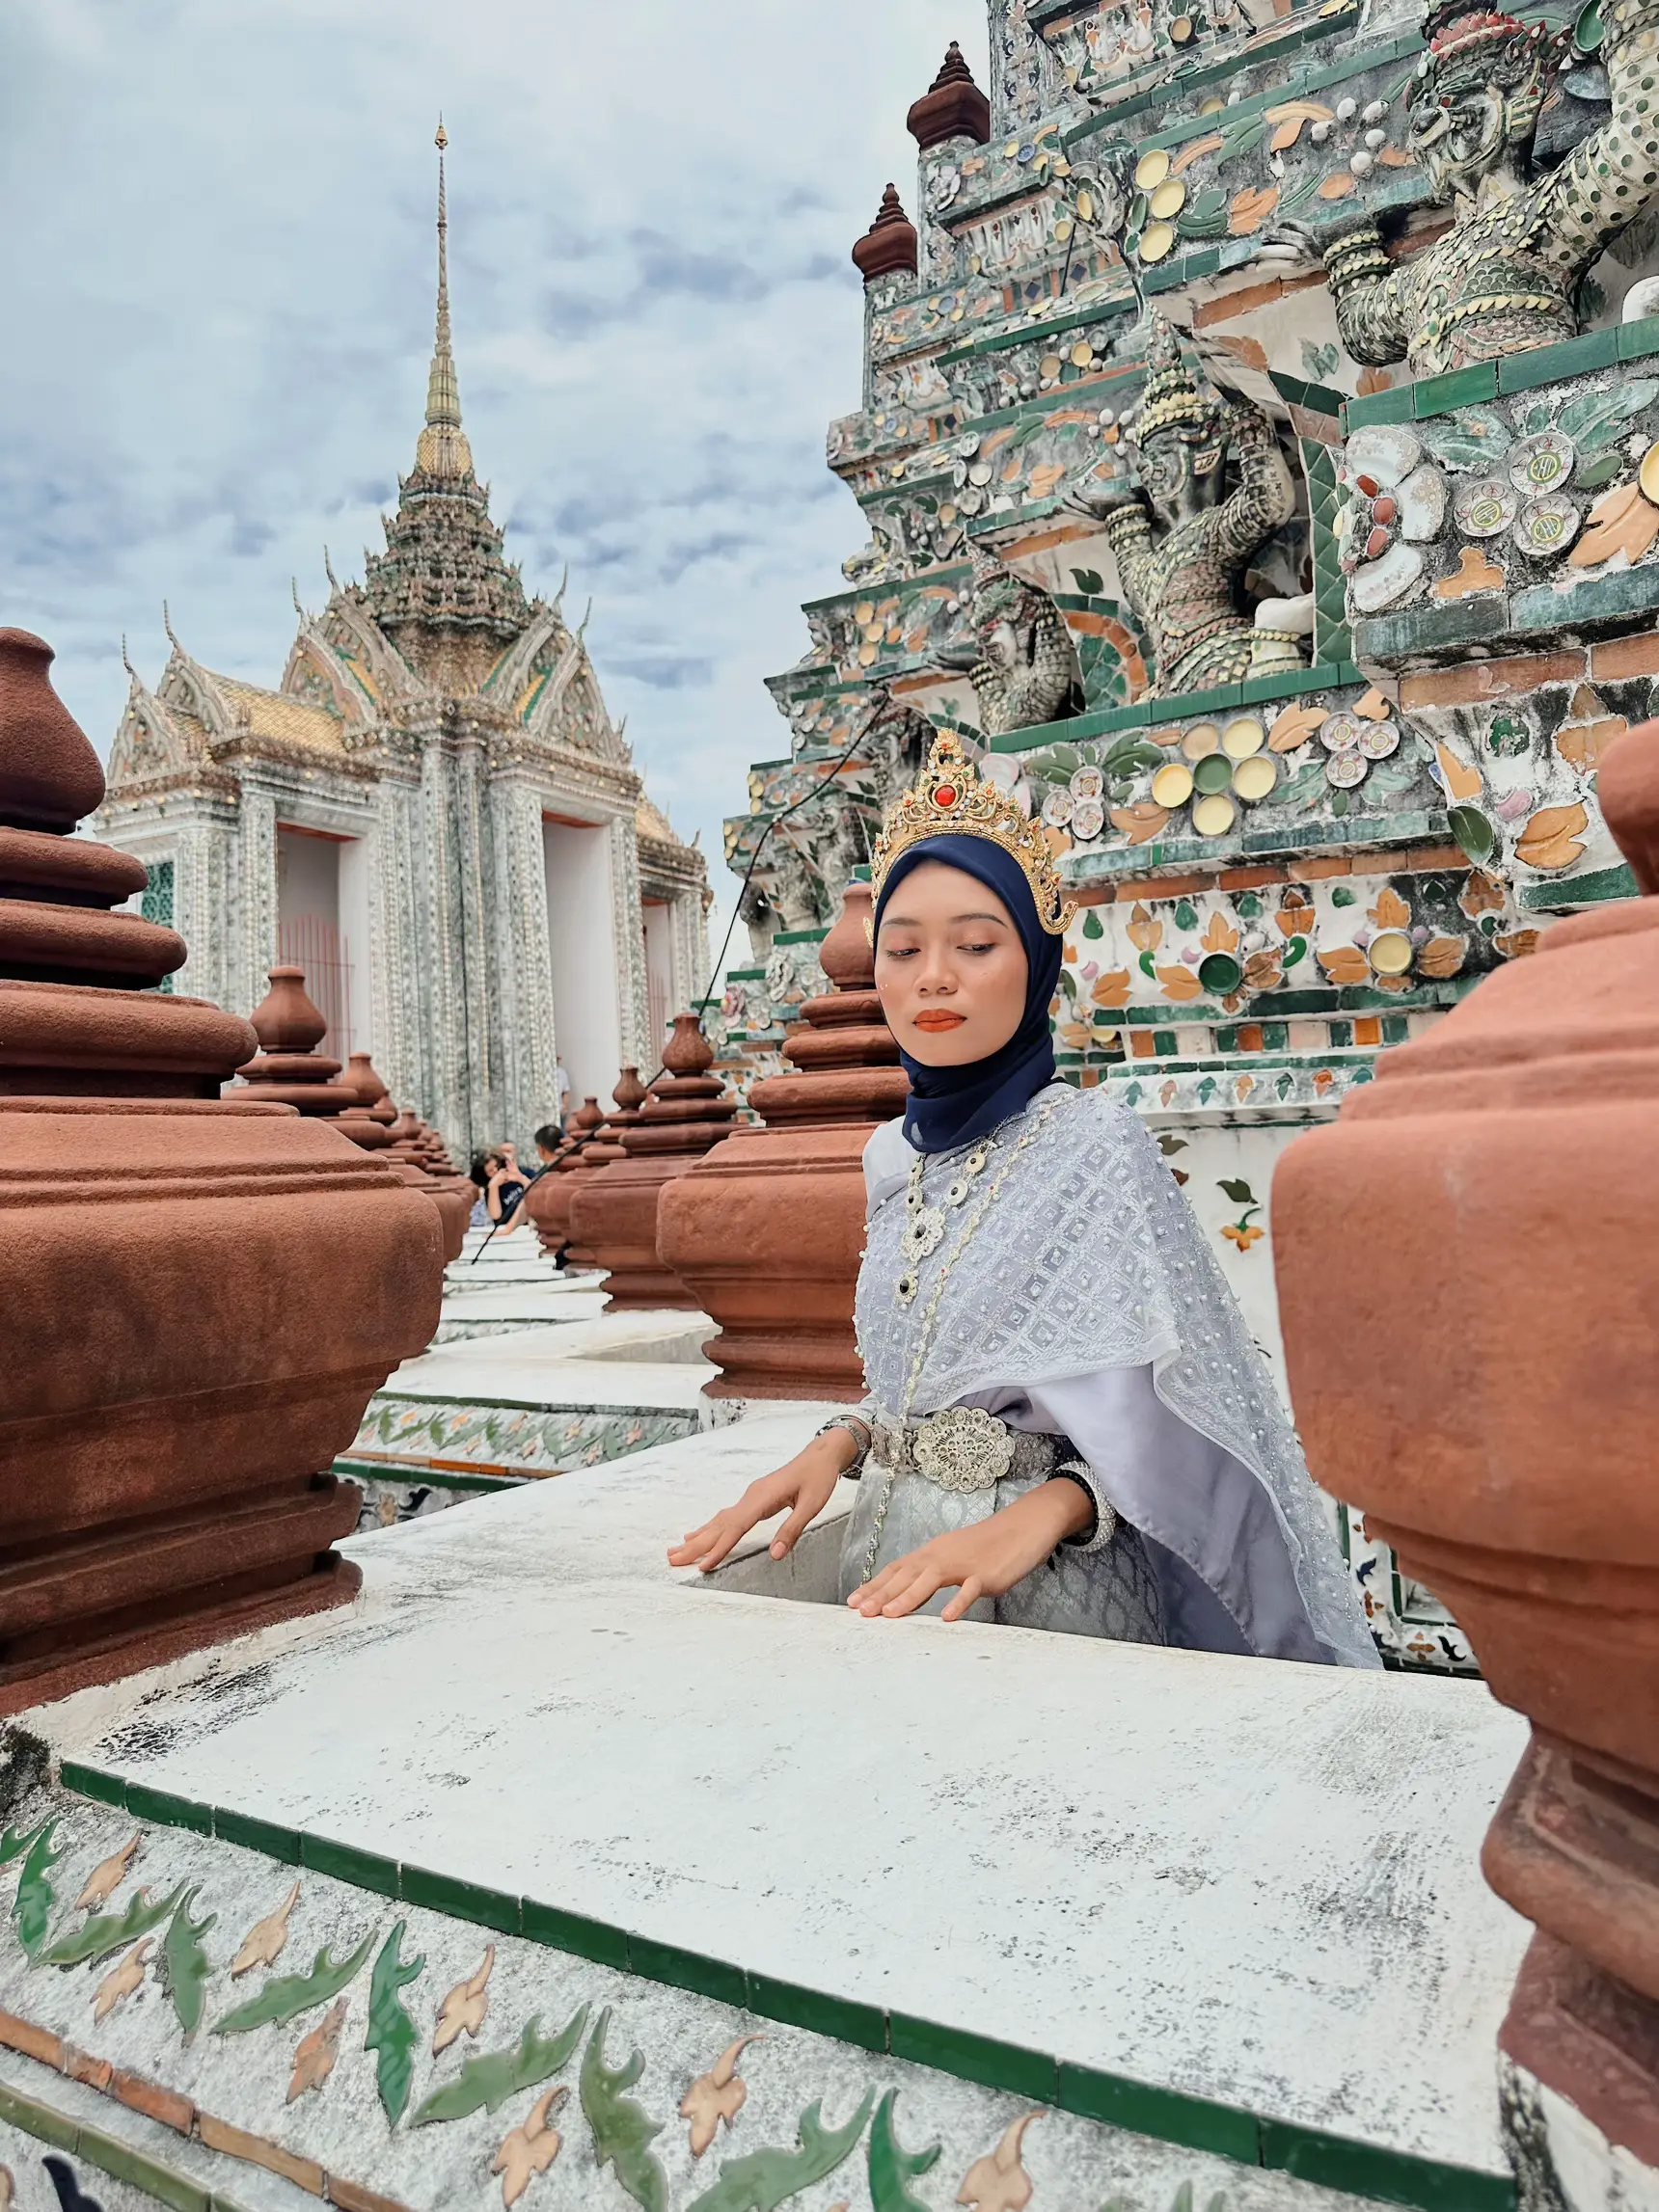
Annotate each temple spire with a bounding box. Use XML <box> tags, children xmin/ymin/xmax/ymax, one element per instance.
<box><xmin>416</xmin><ymin>120</ymin><xmax>474</xmax><ymax>479</ymax></box>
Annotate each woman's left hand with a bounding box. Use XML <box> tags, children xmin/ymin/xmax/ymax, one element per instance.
<box><xmin>846</xmin><ymin>1477</ymin><xmax>1092</xmax><ymax>1624</ymax></box>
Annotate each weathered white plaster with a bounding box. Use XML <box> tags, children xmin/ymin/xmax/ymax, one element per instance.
<box><xmin>31</xmin><ymin>1412</ymin><xmax>1531</xmax><ymax>2180</ymax></box>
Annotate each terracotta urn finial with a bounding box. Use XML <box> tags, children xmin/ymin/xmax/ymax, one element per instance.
<box><xmin>231</xmin><ymin>964</ymin><xmax>361</xmax><ymax>1113</ymax></box>
<box><xmin>613</xmin><ymin>1065</ymin><xmax>648</xmax><ymax>1114</ymax></box>
<box><xmin>1598</xmin><ymin>715</ymin><xmax>1659</xmax><ymax>892</ymax></box>
<box><xmin>1271</xmin><ymin>713</ymin><xmax>1659</xmax><ymax>2177</ymax></box>
<box><xmin>656</xmin><ymin>877</ymin><xmax>909</xmax><ymax>1396</ymax></box>
<box><xmin>565</xmin><ymin>1023</ymin><xmax>739</xmax><ymax>1308</ymax></box>
<box><xmin>0</xmin><ymin>628</ymin><xmax>250</xmax><ymax>1080</ymax></box>
<box><xmin>852</xmin><ymin>186</ymin><xmax>918</xmax><ymax>283</ymax></box>
<box><xmin>0</xmin><ymin>629</ymin><xmax>443</xmax><ymax>1713</ymax></box>
<box><xmin>0</xmin><ymin>629</ymin><xmax>107</xmax><ymax>834</ymax></box>
<box><xmin>251</xmin><ymin>967</ymin><xmax>330</xmax><ymax>1055</ymax></box>
<box><xmin>662</xmin><ymin>1011</ymin><xmax>715</xmax><ymax>1078</ymax></box>
<box><xmin>347</xmin><ymin>1050</ymin><xmax>397</xmax><ymax>1122</ymax></box>
<box><xmin>820</xmin><ymin>880</ymin><xmax>877</xmax><ymax>994</ymax></box>
<box><xmin>907</xmin><ymin>42</ymin><xmax>992</xmax><ymax>150</ymax></box>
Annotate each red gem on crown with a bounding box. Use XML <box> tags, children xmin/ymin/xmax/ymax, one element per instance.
<box><xmin>935</xmin><ymin>783</ymin><xmax>959</xmax><ymax>806</ymax></box>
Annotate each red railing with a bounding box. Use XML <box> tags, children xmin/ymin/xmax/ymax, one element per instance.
<box><xmin>277</xmin><ymin>913</ymin><xmax>354</xmax><ymax>1066</ymax></box>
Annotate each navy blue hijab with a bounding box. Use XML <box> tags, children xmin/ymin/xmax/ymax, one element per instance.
<box><xmin>874</xmin><ymin>833</ymin><xmax>1063</xmax><ymax>1155</ymax></box>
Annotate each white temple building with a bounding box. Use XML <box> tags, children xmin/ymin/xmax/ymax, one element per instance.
<box><xmin>97</xmin><ymin>131</ymin><xmax>708</xmax><ymax>1158</ymax></box>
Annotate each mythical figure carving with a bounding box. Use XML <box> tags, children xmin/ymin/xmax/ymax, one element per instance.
<box><xmin>939</xmin><ymin>553</ymin><xmax>1080</xmax><ymax>737</ymax></box>
<box><xmin>1314</xmin><ymin>0</ymin><xmax>1659</xmax><ymax>374</ymax></box>
<box><xmin>1077</xmin><ymin>315</ymin><xmax>1301</xmax><ymax>699</ymax></box>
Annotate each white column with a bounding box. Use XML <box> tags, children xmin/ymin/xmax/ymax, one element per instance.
<box><xmin>609</xmin><ymin>812</ymin><xmax>649</xmax><ymax>1071</ymax></box>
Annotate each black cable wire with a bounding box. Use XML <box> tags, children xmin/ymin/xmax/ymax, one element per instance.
<box><xmin>468</xmin><ymin>707</ymin><xmax>880</xmax><ymax>1264</ymax></box>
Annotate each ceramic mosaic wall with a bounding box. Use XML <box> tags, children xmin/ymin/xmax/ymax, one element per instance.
<box><xmin>723</xmin><ymin>0</ymin><xmax>1659</xmax><ymax>1671</ymax></box>
<box><xmin>0</xmin><ymin>1769</ymin><xmax>1471</xmax><ymax>2212</ymax></box>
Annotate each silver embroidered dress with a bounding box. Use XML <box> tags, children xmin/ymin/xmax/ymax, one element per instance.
<box><xmin>840</xmin><ymin>1082</ymin><xmax>1378</xmax><ymax>1667</ymax></box>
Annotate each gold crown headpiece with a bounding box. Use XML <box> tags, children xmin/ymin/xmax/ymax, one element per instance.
<box><xmin>1125</xmin><ymin>311</ymin><xmax>1224</xmax><ymax>450</ymax></box>
<box><xmin>1417</xmin><ymin>4</ymin><xmax>1560</xmax><ymax>98</ymax></box>
<box><xmin>869</xmin><ymin>733</ymin><xmax>1075</xmax><ymax>934</ymax></box>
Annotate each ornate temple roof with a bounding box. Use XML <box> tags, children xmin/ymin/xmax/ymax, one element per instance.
<box><xmin>212</xmin><ymin>676</ymin><xmax>344</xmax><ymax>751</ymax></box>
<box><xmin>636</xmin><ymin>794</ymin><xmax>682</xmax><ymax>848</ymax></box>
<box><xmin>363</xmin><ymin>125</ymin><xmax>530</xmax><ymax>647</ymax></box>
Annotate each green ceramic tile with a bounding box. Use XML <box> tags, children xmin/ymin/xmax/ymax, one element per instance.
<box><xmin>1259</xmin><ymin>2120</ymin><xmax>1514</xmax><ymax>2212</ymax></box>
<box><xmin>1618</xmin><ymin>313</ymin><xmax>1659</xmax><ymax>361</ymax></box>
<box><xmin>521</xmin><ymin>1895</ymin><xmax>630</xmax><ymax>1969</ymax></box>
<box><xmin>1345</xmin><ymin>385</ymin><xmax>1416</xmax><ymax>429</ymax></box>
<box><xmin>1055</xmin><ymin>2062</ymin><xmax>1260</xmax><ymax>2162</ymax></box>
<box><xmin>399</xmin><ymin>1862</ymin><xmax>519</xmax><ymax>1934</ymax></box>
<box><xmin>1498</xmin><ymin>327</ymin><xmax>1619</xmax><ymax>391</ymax></box>
<box><xmin>1164</xmin><ymin>681</ymin><xmax>1242</xmax><ymax>717</ymax></box>
<box><xmin>1356</xmin><ymin>596</ymin><xmax>1509</xmax><ymax>660</ymax></box>
<box><xmin>1513</xmin><ymin>564</ymin><xmax>1659</xmax><ymax>630</ymax></box>
<box><xmin>745</xmin><ymin>1972</ymin><xmax>886</xmax><ymax>2055</ymax></box>
<box><xmin>889</xmin><ymin>2012</ymin><xmax>1057</xmax><ymax>2101</ymax></box>
<box><xmin>626</xmin><ymin>1932</ymin><xmax>748</xmax><ymax>2010</ymax></box>
<box><xmin>74</xmin><ymin>2124</ymin><xmax>211</xmax><ymax>2212</ymax></box>
<box><xmin>59</xmin><ymin>1761</ymin><xmax>124</xmax><ymax>1808</ymax></box>
<box><xmin>1412</xmin><ymin>363</ymin><xmax>1499</xmax><ymax>416</ymax></box>
<box><xmin>124</xmin><ymin>1782</ymin><xmax>213</xmax><ymax>1836</ymax></box>
<box><xmin>300</xmin><ymin>1831</ymin><xmax>399</xmax><ymax>1899</ymax></box>
<box><xmin>1152</xmin><ymin>1029</ymin><xmax>1179</xmax><ymax>1055</ymax></box>
<box><xmin>1520</xmin><ymin>859</ymin><xmax>1638</xmax><ymax>905</ymax></box>
<box><xmin>0</xmin><ymin>2078</ymin><xmax>79</xmax><ymax>2148</ymax></box>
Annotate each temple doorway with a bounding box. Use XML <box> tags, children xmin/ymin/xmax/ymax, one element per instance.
<box><xmin>542</xmin><ymin>813</ymin><xmax>622</xmax><ymax>1105</ymax></box>
<box><xmin>275</xmin><ymin>823</ymin><xmax>365</xmax><ymax>1065</ymax></box>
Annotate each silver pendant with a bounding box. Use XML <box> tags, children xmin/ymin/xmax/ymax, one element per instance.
<box><xmin>900</xmin><ymin>1204</ymin><xmax>945</xmax><ymax>1264</ymax></box>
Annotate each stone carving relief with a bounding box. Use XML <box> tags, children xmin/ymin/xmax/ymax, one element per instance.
<box><xmin>1310</xmin><ymin>0</ymin><xmax>1659</xmax><ymax>375</ymax></box>
<box><xmin>938</xmin><ymin>553</ymin><xmax>1082</xmax><ymax>737</ymax></box>
<box><xmin>1074</xmin><ymin>314</ymin><xmax>1303</xmax><ymax>698</ymax></box>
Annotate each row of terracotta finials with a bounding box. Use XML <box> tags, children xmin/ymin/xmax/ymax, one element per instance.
<box><xmin>517</xmin><ymin>886</ymin><xmax>909</xmax><ymax>1397</ymax></box>
<box><xmin>231</xmin><ymin>970</ymin><xmax>475</xmax><ymax>1261</ymax></box>
<box><xmin>8</xmin><ymin>610</ymin><xmax>1659</xmax><ymax>2179</ymax></box>
<box><xmin>0</xmin><ymin>625</ymin><xmax>452</xmax><ymax>1717</ymax></box>
<box><xmin>0</xmin><ymin>619</ymin><xmax>908</xmax><ymax>1726</ymax></box>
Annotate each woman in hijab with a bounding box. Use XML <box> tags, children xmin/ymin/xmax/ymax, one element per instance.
<box><xmin>669</xmin><ymin>736</ymin><xmax>1376</xmax><ymax>1667</ymax></box>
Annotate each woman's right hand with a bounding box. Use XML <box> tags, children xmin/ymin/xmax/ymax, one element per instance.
<box><xmin>667</xmin><ymin>1430</ymin><xmax>856</xmax><ymax>1574</ymax></box>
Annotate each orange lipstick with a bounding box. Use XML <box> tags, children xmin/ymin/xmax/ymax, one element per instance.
<box><xmin>912</xmin><ymin>1010</ymin><xmax>966</xmax><ymax>1032</ymax></box>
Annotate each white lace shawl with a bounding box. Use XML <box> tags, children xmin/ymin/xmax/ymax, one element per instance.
<box><xmin>855</xmin><ymin>1084</ymin><xmax>1378</xmax><ymax>1669</ymax></box>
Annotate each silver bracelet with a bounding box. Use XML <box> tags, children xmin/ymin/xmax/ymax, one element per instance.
<box><xmin>814</xmin><ymin>1414</ymin><xmax>872</xmax><ymax>1475</ymax></box>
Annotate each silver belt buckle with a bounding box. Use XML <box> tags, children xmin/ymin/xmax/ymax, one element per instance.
<box><xmin>911</xmin><ymin>1407</ymin><xmax>1016</xmax><ymax>1495</ymax></box>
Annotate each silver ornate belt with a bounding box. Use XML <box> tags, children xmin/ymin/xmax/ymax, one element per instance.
<box><xmin>869</xmin><ymin>1407</ymin><xmax>1058</xmax><ymax>1495</ymax></box>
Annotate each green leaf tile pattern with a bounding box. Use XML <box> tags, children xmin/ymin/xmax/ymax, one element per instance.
<box><xmin>212</xmin><ymin>1929</ymin><xmax>376</xmax><ymax>2035</ymax></box>
<box><xmin>159</xmin><ymin>1885</ymin><xmax>216</xmax><ymax>2038</ymax></box>
<box><xmin>411</xmin><ymin>2003</ymin><xmax>589</xmax><ymax>2126</ymax></box>
<box><xmin>0</xmin><ymin>1820</ymin><xmax>48</xmax><ymax>1867</ymax></box>
<box><xmin>349</xmin><ymin>1395</ymin><xmax>699</xmax><ymax>1479</ymax></box>
<box><xmin>1300</xmin><ymin>439</ymin><xmax>1349</xmax><ymax>670</ymax></box>
<box><xmin>13</xmin><ymin>1821</ymin><xmax>63</xmax><ymax>1961</ymax></box>
<box><xmin>43</xmin><ymin>1878</ymin><xmax>184</xmax><ymax>1970</ymax></box>
<box><xmin>867</xmin><ymin>2090</ymin><xmax>941</xmax><ymax>2212</ymax></box>
<box><xmin>580</xmin><ymin>2006</ymin><xmax>669</xmax><ymax>2212</ymax></box>
<box><xmin>684</xmin><ymin>2091</ymin><xmax>876</xmax><ymax>2212</ymax></box>
<box><xmin>366</xmin><ymin>1918</ymin><xmax>426</xmax><ymax>2126</ymax></box>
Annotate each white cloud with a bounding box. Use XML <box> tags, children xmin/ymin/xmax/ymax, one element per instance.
<box><xmin>0</xmin><ymin>0</ymin><xmax>985</xmax><ymax>899</ymax></box>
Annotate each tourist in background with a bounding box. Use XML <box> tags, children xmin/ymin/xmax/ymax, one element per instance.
<box><xmin>554</xmin><ymin>1059</ymin><xmax>572</xmax><ymax>1131</ymax></box>
<box><xmin>468</xmin><ymin>1148</ymin><xmax>529</xmax><ymax>1235</ymax></box>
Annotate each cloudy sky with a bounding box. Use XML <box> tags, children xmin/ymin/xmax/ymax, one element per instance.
<box><xmin>2</xmin><ymin>0</ymin><xmax>986</xmax><ymax>956</ymax></box>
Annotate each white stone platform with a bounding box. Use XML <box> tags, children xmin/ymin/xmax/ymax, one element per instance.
<box><xmin>25</xmin><ymin>1410</ymin><xmax>1530</xmax><ymax>2212</ymax></box>
<box><xmin>341</xmin><ymin>1312</ymin><xmax>722</xmax><ymax>1528</ymax></box>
